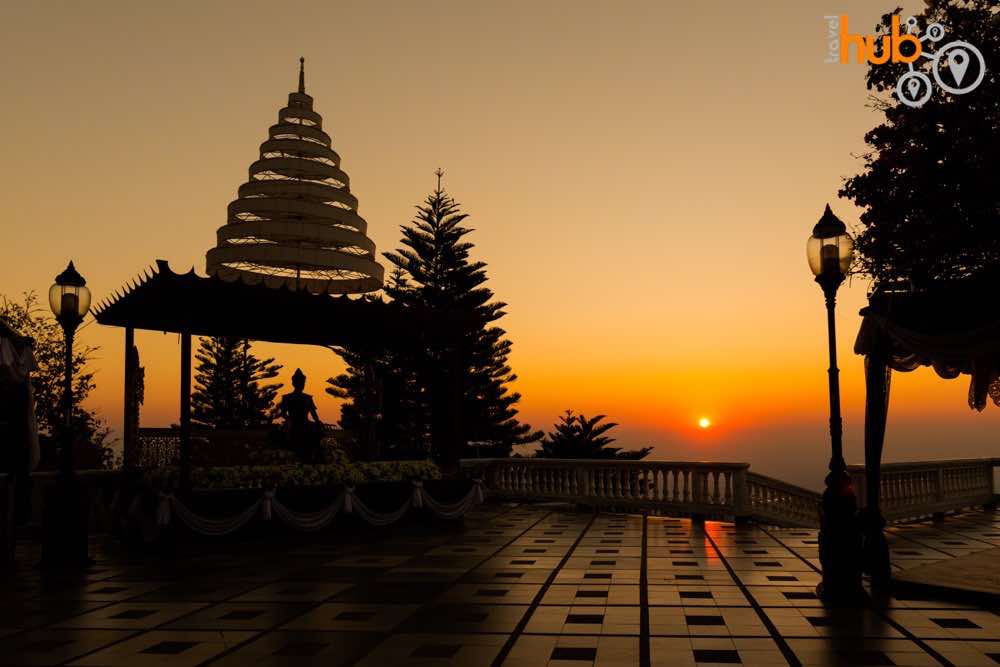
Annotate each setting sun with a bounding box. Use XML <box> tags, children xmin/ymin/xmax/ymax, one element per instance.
<box><xmin>698</xmin><ymin>417</ymin><xmax>712</xmax><ymax>429</ymax></box>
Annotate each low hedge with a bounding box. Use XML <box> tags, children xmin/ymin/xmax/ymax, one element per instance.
<box><xmin>186</xmin><ymin>460</ymin><xmax>441</xmax><ymax>490</ymax></box>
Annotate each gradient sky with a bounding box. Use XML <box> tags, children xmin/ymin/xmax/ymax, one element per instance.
<box><xmin>2</xmin><ymin>1</ymin><xmax>997</xmax><ymax>488</ymax></box>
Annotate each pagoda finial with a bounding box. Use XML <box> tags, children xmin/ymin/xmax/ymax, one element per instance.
<box><xmin>298</xmin><ymin>57</ymin><xmax>305</xmax><ymax>93</ymax></box>
<box><xmin>435</xmin><ymin>167</ymin><xmax>444</xmax><ymax>191</ymax></box>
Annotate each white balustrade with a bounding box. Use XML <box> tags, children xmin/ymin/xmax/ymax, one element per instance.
<box><xmin>848</xmin><ymin>459</ymin><xmax>998</xmax><ymax>521</ymax></box>
<box><xmin>463</xmin><ymin>459</ymin><xmax>753</xmax><ymax>519</ymax></box>
<box><xmin>464</xmin><ymin>458</ymin><xmax>999</xmax><ymax>528</ymax></box>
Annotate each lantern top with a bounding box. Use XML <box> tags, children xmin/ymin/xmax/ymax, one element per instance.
<box><xmin>54</xmin><ymin>261</ymin><xmax>86</xmax><ymax>287</ymax></box>
<box><xmin>812</xmin><ymin>204</ymin><xmax>848</xmax><ymax>239</ymax></box>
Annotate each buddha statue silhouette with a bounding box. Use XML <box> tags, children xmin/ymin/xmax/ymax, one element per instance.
<box><xmin>278</xmin><ymin>368</ymin><xmax>323</xmax><ymax>461</ymax></box>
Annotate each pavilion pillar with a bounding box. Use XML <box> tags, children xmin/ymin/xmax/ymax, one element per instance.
<box><xmin>862</xmin><ymin>345</ymin><xmax>892</xmax><ymax>586</ymax></box>
<box><xmin>447</xmin><ymin>343</ymin><xmax>464</xmax><ymax>471</ymax></box>
<box><xmin>122</xmin><ymin>327</ymin><xmax>135</xmax><ymax>469</ymax></box>
<box><xmin>179</xmin><ymin>333</ymin><xmax>192</xmax><ymax>490</ymax></box>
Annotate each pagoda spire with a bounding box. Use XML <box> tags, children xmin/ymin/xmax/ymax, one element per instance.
<box><xmin>205</xmin><ymin>63</ymin><xmax>384</xmax><ymax>294</ymax></box>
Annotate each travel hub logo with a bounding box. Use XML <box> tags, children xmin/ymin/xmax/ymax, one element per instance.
<box><xmin>824</xmin><ymin>14</ymin><xmax>986</xmax><ymax>108</ymax></box>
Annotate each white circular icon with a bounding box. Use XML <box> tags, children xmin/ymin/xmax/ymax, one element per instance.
<box><xmin>925</xmin><ymin>23</ymin><xmax>946</xmax><ymax>42</ymax></box>
<box><xmin>932</xmin><ymin>41</ymin><xmax>986</xmax><ymax>94</ymax></box>
<box><xmin>896</xmin><ymin>71</ymin><xmax>933</xmax><ymax>107</ymax></box>
<box><xmin>905</xmin><ymin>16</ymin><xmax>919</xmax><ymax>33</ymax></box>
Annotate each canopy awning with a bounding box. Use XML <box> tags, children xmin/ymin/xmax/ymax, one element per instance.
<box><xmin>0</xmin><ymin>319</ymin><xmax>36</xmax><ymax>384</ymax></box>
<box><xmin>94</xmin><ymin>260</ymin><xmax>457</xmax><ymax>348</ymax></box>
<box><xmin>855</xmin><ymin>277</ymin><xmax>1000</xmax><ymax>410</ymax></box>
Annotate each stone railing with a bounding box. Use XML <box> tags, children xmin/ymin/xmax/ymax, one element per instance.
<box><xmin>849</xmin><ymin>458</ymin><xmax>999</xmax><ymax>522</ymax></box>
<box><xmin>463</xmin><ymin>458</ymin><xmax>999</xmax><ymax>528</ymax></box>
<box><xmin>745</xmin><ymin>472</ymin><xmax>821</xmax><ymax>528</ymax></box>
<box><xmin>461</xmin><ymin>459</ymin><xmax>754</xmax><ymax>520</ymax></box>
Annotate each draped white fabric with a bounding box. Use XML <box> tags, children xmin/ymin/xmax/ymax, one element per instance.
<box><xmin>856</xmin><ymin>313</ymin><xmax>1000</xmax><ymax>411</ymax></box>
<box><xmin>152</xmin><ymin>480</ymin><xmax>485</xmax><ymax>535</ymax></box>
<box><xmin>168</xmin><ymin>494</ymin><xmax>262</xmax><ymax>536</ymax></box>
<box><xmin>270</xmin><ymin>493</ymin><xmax>344</xmax><ymax>532</ymax></box>
<box><xmin>0</xmin><ymin>336</ymin><xmax>36</xmax><ymax>384</ymax></box>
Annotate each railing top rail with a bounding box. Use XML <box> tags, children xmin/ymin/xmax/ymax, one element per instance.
<box><xmin>846</xmin><ymin>458</ymin><xmax>997</xmax><ymax>473</ymax></box>
<box><xmin>745</xmin><ymin>472</ymin><xmax>822</xmax><ymax>499</ymax></box>
<box><xmin>460</xmin><ymin>459</ymin><xmax>750</xmax><ymax>470</ymax></box>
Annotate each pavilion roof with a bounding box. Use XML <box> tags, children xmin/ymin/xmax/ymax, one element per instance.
<box><xmin>94</xmin><ymin>260</ymin><xmax>444</xmax><ymax>348</ymax></box>
<box><xmin>855</xmin><ymin>274</ymin><xmax>1000</xmax><ymax>410</ymax></box>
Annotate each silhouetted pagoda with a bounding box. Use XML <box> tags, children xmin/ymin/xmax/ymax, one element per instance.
<box><xmin>205</xmin><ymin>58</ymin><xmax>383</xmax><ymax>294</ymax></box>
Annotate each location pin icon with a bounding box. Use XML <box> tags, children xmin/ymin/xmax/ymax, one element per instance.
<box><xmin>948</xmin><ymin>49</ymin><xmax>970</xmax><ymax>86</ymax></box>
<box><xmin>907</xmin><ymin>77</ymin><xmax>921</xmax><ymax>99</ymax></box>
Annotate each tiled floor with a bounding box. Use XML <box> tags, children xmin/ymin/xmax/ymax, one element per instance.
<box><xmin>2</xmin><ymin>504</ymin><xmax>999</xmax><ymax>666</ymax></box>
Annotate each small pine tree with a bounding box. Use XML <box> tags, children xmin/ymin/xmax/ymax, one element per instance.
<box><xmin>192</xmin><ymin>337</ymin><xmax>282</xmax><ymax>429</ymax></box>
<box><xmin>536</xmin><ymin>410</ymin><xmax>652</xmax><ymax>460</ymax></box>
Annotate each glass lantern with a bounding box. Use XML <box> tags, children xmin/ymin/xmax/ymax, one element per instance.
<box><xmin>807</xmin><ymin>205</ymin><xmax>854</xmax><ymax>278</ymax></box>
<box><xmin>49</xmin><ymin>261</ymin><xmax>91</xmax><ymax>323</ymax></box>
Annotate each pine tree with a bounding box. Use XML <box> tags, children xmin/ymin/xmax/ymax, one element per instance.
<box><xmin>536</xmin><ymin>410</ymin><xmax>652</xmax><ymax>460</ymax></box>
<box><xmin>330</xmin><ymin>178</ymin><xmax>541</xmax><ymax>461</ymax></box>
<box><xmin>192</xmin><ymin>337</ymin><xmax>282</xmax><ymax>429</ymax></box>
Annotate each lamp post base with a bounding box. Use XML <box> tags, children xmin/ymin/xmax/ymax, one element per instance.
<box><xmin>817</xmin><ymin>468</ymin><xmax>865</xmax><ymax>605</ymax></box>
<box><xmin>39</xmin><ymin>471</ymin><xmax>91</xmax><ymax>570</ymax></box>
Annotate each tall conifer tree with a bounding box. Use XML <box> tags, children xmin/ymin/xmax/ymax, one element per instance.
<box><xmin>330</xmin><ymin>176</ymin><xmax>541</xmax><ymax>459</ymax></box>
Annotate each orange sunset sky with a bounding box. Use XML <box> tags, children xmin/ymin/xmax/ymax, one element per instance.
<box><xmin>2</xmin><ymin>1</ymin><xmax>997</xmax><ymax>488</ymax></box>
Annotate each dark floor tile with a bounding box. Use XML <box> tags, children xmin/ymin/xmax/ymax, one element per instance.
<box><xmin>551</xmin><ymin>646</ymin><xmax>597</xmax><ymax>661</ymax></box>
<box><xmin>141</xmin><ymin>640</ymin><xmax>200</xmax><ymax>654</ymax></box>
<box><xmin>693</xmin><ymin>649</ymin><xmax>741</xmax><ymax>663</ymax></box>
<box><xmin>410</xmin><ymin>643</ymin><xmax>462</xmax><ymax>658</ymax></box>
<box><xmin>21</xmin><ymin>638</ymin><xmax>75</xmax><ymax>652</ymax></box>
<box><xmin>686</xmin><ymin>614</ymin><xmax>724</xmax><ymax>626</ymax></box>
<box><xmin>111</xmin><ymin>608</ymin><xmax>157</xmax><ymax>620</ymax></box>
<box><xmin>576</xmin><ymin>590</ymin><xmax>608</xmax><ymax>599</ymax></box>
<box><xmin>837</xmin><ymin>650</ymin><xmax>894</xmax><ymax>665</ymax></box>
<box><xmin>783</xmin><ymin>591</ymin><xmax>817</xmax><ymax>600</ymax></box>
<box><xmin>931</xmin><ymin>617</ymin><xmax>980</xmax><ymax>629</ymax></box>
<box><xmin>567</xmin><ymin>614</ymin><xmax>604</xmax><ymax>624</ymax></box>
<box><xmin>273</xmin><ymin>641</ymin><xmax>329</xmax><ymax>656</ymax></box>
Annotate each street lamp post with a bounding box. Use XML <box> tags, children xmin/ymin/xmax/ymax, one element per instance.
<box><xmin>41</xmin><ymin>261</ymin><xmax>92</xmax><ymax>568</ymax></box>
<box><xmin>48</xmin><ymin>261</ymin><xmax>91</xmax><ymax>472</ymax></box>
<box><xmin>807</xmin><ymin>205</ymin><xmax>864</xmax><ymax>604</ymax></box>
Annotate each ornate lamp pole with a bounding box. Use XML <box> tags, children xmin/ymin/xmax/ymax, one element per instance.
<box><xmin>48</xmin><ymin>261</ymin><xmax>91</xmax><ymax>472</ymax></box>
<box><xmin>807</xmin><ymin>205</ymin><xmax>864</xmax><ymax>603</ymax></box>
<box><xmin>42</xmin><ymin>261</ymin><xmax>91</xmax><ymax>568</ymax></box>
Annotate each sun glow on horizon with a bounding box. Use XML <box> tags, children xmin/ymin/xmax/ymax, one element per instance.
<box><xmin>698</xmin><ymin>417</ymin><xmax>712</xmax><ymax>429</ymax></box>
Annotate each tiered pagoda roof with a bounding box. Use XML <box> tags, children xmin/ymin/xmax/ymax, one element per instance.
<box><xmin>205</xmin><ymin>58</ymin><xmax>384</xmax><ymax>294</ymax></box>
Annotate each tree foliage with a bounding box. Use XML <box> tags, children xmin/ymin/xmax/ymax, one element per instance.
<box><xmin>536</xmin><ymin>410</ymin><xmax>652</xmax><ymax>460</ymax></box>
<box><xmin>329</xmin><ymin>183</ymin><xmax>541</xmax><ymax>460</ymax></box>
<box><xmin>192</xmin><ymin>337</ymin><xmax>282</xmax><ymax>429</ymax></box>
<box><xmin>0</xmin><ymin>292</ymin><xmax>114</xmax><ymax>469</ymax></box>
<box><xmin>840</xmin><ymin>1</ymin><xmax>1000</xmax><ymax>286</ymax></box>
